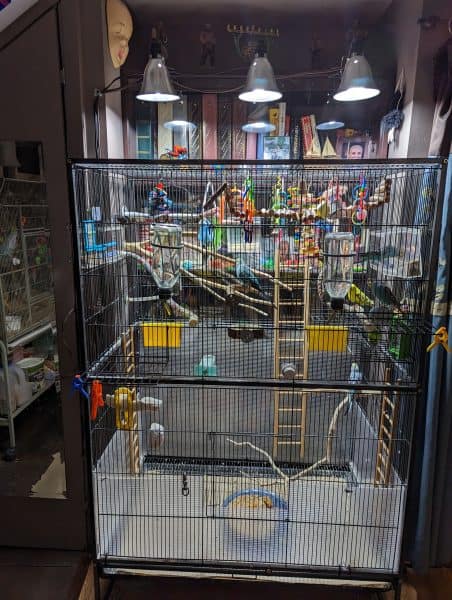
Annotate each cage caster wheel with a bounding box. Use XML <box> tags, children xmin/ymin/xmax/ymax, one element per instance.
<box><xmin>4</xmin><ymin>447</ymin><xmax>16</xmax><ymax>462</ymax></box>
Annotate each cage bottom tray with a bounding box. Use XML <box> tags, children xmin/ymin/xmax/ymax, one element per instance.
<box><xmin>94</xmin><ymin>470</ymin><xmax>403</xmax><ymax>574</ymax></box>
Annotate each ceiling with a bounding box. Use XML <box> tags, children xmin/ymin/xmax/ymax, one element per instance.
<box><xmin>127</xmin><ymin>0</ymin><xmax>393</xmax><ymax>20</ymax></box>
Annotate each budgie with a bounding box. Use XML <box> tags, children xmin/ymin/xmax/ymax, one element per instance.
<box><xmin>363</xmin><ymin>317</ymin><xmax>380</xmax><ymax>344</ymax></box>
<box><xmin>347</xmin><ymin>283</ymin><xmax>374</xmax><ymax>308</ymax></box>
<box><xmin>235</xmin><ymin>259</ymin><xmax>263</xmax><ymax>292</ymax></box>
<box><xmin>346</xmin><ymin>362</ymin><xmax>363</xmax><ymax>413</ymax></box>
<box><xmin>349</xmin><ymin>362</ymin><xmax>362</xmax><ymax>384</ymax></box>
<box><xmin>371</xmin><ymin>282</ymin><xmax>401</xmax><ymax>310</ymax></box>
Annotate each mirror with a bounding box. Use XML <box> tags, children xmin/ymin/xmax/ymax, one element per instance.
<box><xmin>0</xmin><ymin>141</ymin><xmax>66</xmax><ymax>499</ymax></box>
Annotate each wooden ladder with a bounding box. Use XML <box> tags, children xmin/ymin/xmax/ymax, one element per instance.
<box><xmin>374</xmin><ymin>384</ymin><xmax>399</xmax><ymax>486</ymax></box>
<box><xmin>272</xmin><ymin>247</ymin><xmax>309</xmax><ymax>458</ymax></box>
<box><xmin>121</xmin><ymin>326</ymin><xmax>140</xmax><ymax>475</ymax></box>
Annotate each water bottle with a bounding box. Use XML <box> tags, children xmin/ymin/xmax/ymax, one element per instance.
<box><xmin>323</xmin><ymin>232</ymin><xmax>355</xmax><ymax>310</ymax></box>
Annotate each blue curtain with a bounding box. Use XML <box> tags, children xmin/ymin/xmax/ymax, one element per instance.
<box><xmin>409</xmin><ymin>154</ymin><xmax>452</xmax><ymax>570</ymax></box>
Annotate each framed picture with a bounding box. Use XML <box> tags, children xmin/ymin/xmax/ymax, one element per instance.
<box><xmin>336</xmin><ymin>135</ymin><xmax>371</xmax><ymax>160</ymax></box>
<box><xmin>263</xmin><ymin>136</ymin><xmax>290</xmax><ymax>160</ymax></box>
<box><xmin>0</xmin><ymin>141</ymin><xmax>44</xmax><ymax>181</ymax></box>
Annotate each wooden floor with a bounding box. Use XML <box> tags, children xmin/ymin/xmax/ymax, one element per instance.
<box><xmin>401</xmin><ymin>568</ymin><xmax>452</xmax><ymax>600</ymax></box>
<box><xmin>0</xmin><ymin>548</ymin><xmax>87</xmax><ymax>600</ymax></box>
<box><xmin>0</xmin><ymin>549</ymin><xmax>451</xmax><ymax>600</ymax></box>
<box><xmin>108</xmin><ymin>576</ymin><xmax>379</xmax><ymax>599</ymax></box>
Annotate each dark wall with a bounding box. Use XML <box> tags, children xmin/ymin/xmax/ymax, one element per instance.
<box><xmin>122</xmin><ymin>8</ymin><xmax>396</xmax><ymax>157</ymax></box>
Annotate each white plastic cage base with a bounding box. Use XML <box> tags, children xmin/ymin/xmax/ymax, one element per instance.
<box><xmin>94</xmin><ymin>472</ymin><xmax>404</xmax><ymax>574</ymax></box>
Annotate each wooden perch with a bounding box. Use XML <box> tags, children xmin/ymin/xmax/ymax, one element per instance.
<box><xmin>183</xmin><ymin>240</ymin><xmax>293</xmax><ymax>292</ymax></box>
<box><xmin>368</xmin><ymin>178</ymin><xmax>392</xmax><ymax>208</ymax></box>
<box><xmin>184</xmin><ymin>240</ymin><xmax>235</xmax><ymax>264</ymax></box>
<box><xmin>181</xmin><ymin>267</ymin><xmax>268</xmax><ymax>316</ymax></box>
<box><xmin>124</xmin><ymin>241</ymin><xmax>152</xmax><ymax>259</ymax></box>
<box><xmin>126</xmin><ymin>293</ymin><xmax>198</xmax><ymax>326</ymax></box>
<box><xmin>236</xmin><ymin>303</ymin><xmax>268</xmax><ymax>317</ymax></box>
<box><xmin>203</xmin><ymin>182</ymin><xmax>228</xmax><ymax>212</ymax></box>
<box><xmin>166</xmin><ymin>297</ymin><xmax>198</xmax><ymax>327</ymax></box>
<box><xmin>181</xmin><ymin>267</ymin><xmax>271</xmax><ymax>306</ymax></box>
<box><xmin>227</xmin><ymin>393</ymin><xmax>352</xmax><ymax>486</ymax></box>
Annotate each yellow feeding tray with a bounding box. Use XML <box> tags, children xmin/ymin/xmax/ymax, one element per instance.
<box><xmin>142</xmin><ymin>322</ymin><xmax>183</xmax><ymax>348</ymax></box>
<box><xmin>306</xmin><ymin>325</ymin><xmax>348</xmax><ymax>352</ymax></box>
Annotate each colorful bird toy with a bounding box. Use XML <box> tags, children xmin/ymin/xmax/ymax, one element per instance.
<box><xmin>242</xmin><ymin>173</ymin><xmax>255</xmax><ymax>243</ymax></box>
<box><xmin>351</xmin><ymin>175</ymin><xmax>369</xmax><ymax>226</ymax></box>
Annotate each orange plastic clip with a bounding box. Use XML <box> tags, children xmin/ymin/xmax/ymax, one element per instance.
<box><xmin>90</xmin><ymin>380</ymin><xmax>104</xmax><ymax>421</ymax></box>
<box><xmin>426</xmin><ymin>326</ymin><xmax>452</xmax><ymax>353</ymax></box>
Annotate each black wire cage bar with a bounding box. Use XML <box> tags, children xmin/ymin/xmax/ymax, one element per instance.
<box><xmin>70</xmin><ymin>159</ymin><xmax>445</xmax><ymax>581</ymax></box>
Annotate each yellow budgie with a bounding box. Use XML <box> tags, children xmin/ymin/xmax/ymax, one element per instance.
<box><xmin>347</xmin><ymin>284</ymin><xmax>374</xmax><ymax>307</ymax></box>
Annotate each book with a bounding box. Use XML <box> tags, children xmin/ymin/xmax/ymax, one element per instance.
<box><xmin>309</xmin><ymin>115</ymin><xmax>322</xmax><ymax>157</ymax></box>
<box><xmin>257</xmin><ymin>133</ymin><xmax>264</xmax><ymax>159</ymax></box>
<box><xmin>278</xmin><ymin>102</ymin><xmax>286</xmax><ymax>136</ymax></box>
<box><xmin>291</xmin><ymin>118</ymin><xmax>300</xmax><ymax>159</ymax></box>
<box><xmin>263</xmin><ymin>136</ymin><xmax>290</xmax><ymax>160</ymax></box>
<box><xmin>202</xmin><ymin>94</ymin><xmax>218</xmax><ymax>159</ymax></box>
<box><xmin>232</xmin><ymin>99</ymin><xmax>247</xmax><ymax>159</ymax></box>
<box><xmin>269</xmin><ymin>107</ymin><xmax>279</xmax><ymax>137</ymax></box>
<box><xmin>300</xmin><ymin>115</ymin><xmax>313</xmax><ymax>156</ymax></box>
<box><xmin>301</xmin><ymin>114</ymin><xmax>322</xmax><ymax>158</ymax></box>
<box><xmin>245</xmin><ymin>133</ymin><xmax>257</xmax><ymax>159</ymax></box>
<box><xmin>285</xmin><ymin>114</ymin><xmax>290</xmax><ymax>137</ymax></box>
<box><xmin>217</xmin><ymin>96</ymin><xmax>232</xmax><ymax>159</ymax></box>
<box><xmin>187</xmin><ymin>94</ymin><xmax>202</xmax><ymax>159</ymax></box>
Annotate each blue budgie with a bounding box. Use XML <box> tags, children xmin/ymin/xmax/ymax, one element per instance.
<box><xmin>235</xmin><ymin>259</ymin><xmax>263</xmax><ymax>292</ymax></box>
<box><xmin>346</xmin><ymin>362</ymin><xmax>363</xmax><ymax>414</ymax></box>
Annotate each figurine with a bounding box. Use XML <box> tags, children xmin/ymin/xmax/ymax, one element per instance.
<box><xmin>161</xmin><ymin>145</ymin><xmax>188</xmax><ymax>160</ymax></box>
<box><xmin>106</xmin><ymin>0</ymin><xmax>133</xmax><ymax>69</ymax></box>
<box><xmin>200</xmin><ymin>24</ymin><xmax>216</xmax><ymax>67</ymax></box>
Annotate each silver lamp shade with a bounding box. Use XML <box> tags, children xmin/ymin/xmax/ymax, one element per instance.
<box><xmin>316</xmin><ymin>99</ymin><xmax>345</xmax><ymax>130</ymax></box>
<box><xmin>0</xmin><ymin>141</ymin><xmax>20</xmax><ymax>167</ymax></box>
<box><xmin>136</xmin><ymin>56</ymin><xmax>180</xmax><ymax>103</ymax></box>
<box><xmin>239</xmin><ymin>55</ymin><xmax>282</xmax><ymax>103</ymax></box>
<box><xmin>164</xmin><ymin>96</ymin><xmax>194</xmax><ymax>129</ymax></box>
<box><xmin>242</xmin><ymin>104</ymin><xmax>276</xmax><ymax>133</ymax></box>
<box><xmin>333</xmin><ymin>53</ymin><xmax>380</xmax><ymax>102</ymax></box>
<box><xmin>164</xmin><ymin>120</ymin><xmax>195</xmax><ymax>130</ymax></box>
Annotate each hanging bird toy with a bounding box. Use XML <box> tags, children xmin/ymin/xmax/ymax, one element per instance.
<box><xmin>351</xmin><ymin>175</ymin><xmax>369</xmax><ymax>226</ymax></box>
<box><xmin>242</xmin><ymin>173</ymin><xmax>255</xmax><ymax>243</ymax></box>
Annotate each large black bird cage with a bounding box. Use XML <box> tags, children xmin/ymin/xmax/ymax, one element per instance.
<box><xmin>71</xmin><ymin>159</ymin><xmax>445</xmax><ymax>584</ymax></box>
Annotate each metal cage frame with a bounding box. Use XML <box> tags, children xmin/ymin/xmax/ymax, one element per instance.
<box><xmin>69</xmin><ymin>158</ymin><xmax>447</xmax><ymax>588</ymax></box>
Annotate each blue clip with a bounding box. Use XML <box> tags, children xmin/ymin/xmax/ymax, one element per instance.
<box><xmin>72</xmin><ymin>375</ymin><xmax>89</xmax><ymax>400</ymax></box>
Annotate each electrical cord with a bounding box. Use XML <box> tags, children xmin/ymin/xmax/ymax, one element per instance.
<box><xmin>93</xmin><ymin>94</ymin><xmax>100</xmax><ymax>159</ymax></box>
<box><xmin>93</xmin><ymin>65</ymin><xmax>342</xmax><ymax>157</ymax></box>
<box><xmin>93</xmin><ymin>74</ymin><xmax>142</xmax><ymax>159</ymax></box>
<box><xmin>173</xmin><ymin>80</ymin><xmax>243</xmax><ymax>94</ymax></box>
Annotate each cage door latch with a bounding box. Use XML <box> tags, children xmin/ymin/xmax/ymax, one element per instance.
<box><xmin>182</xmin><ymin>473</ymin><xmax>190</xmax><ymax>497</ymax></box>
